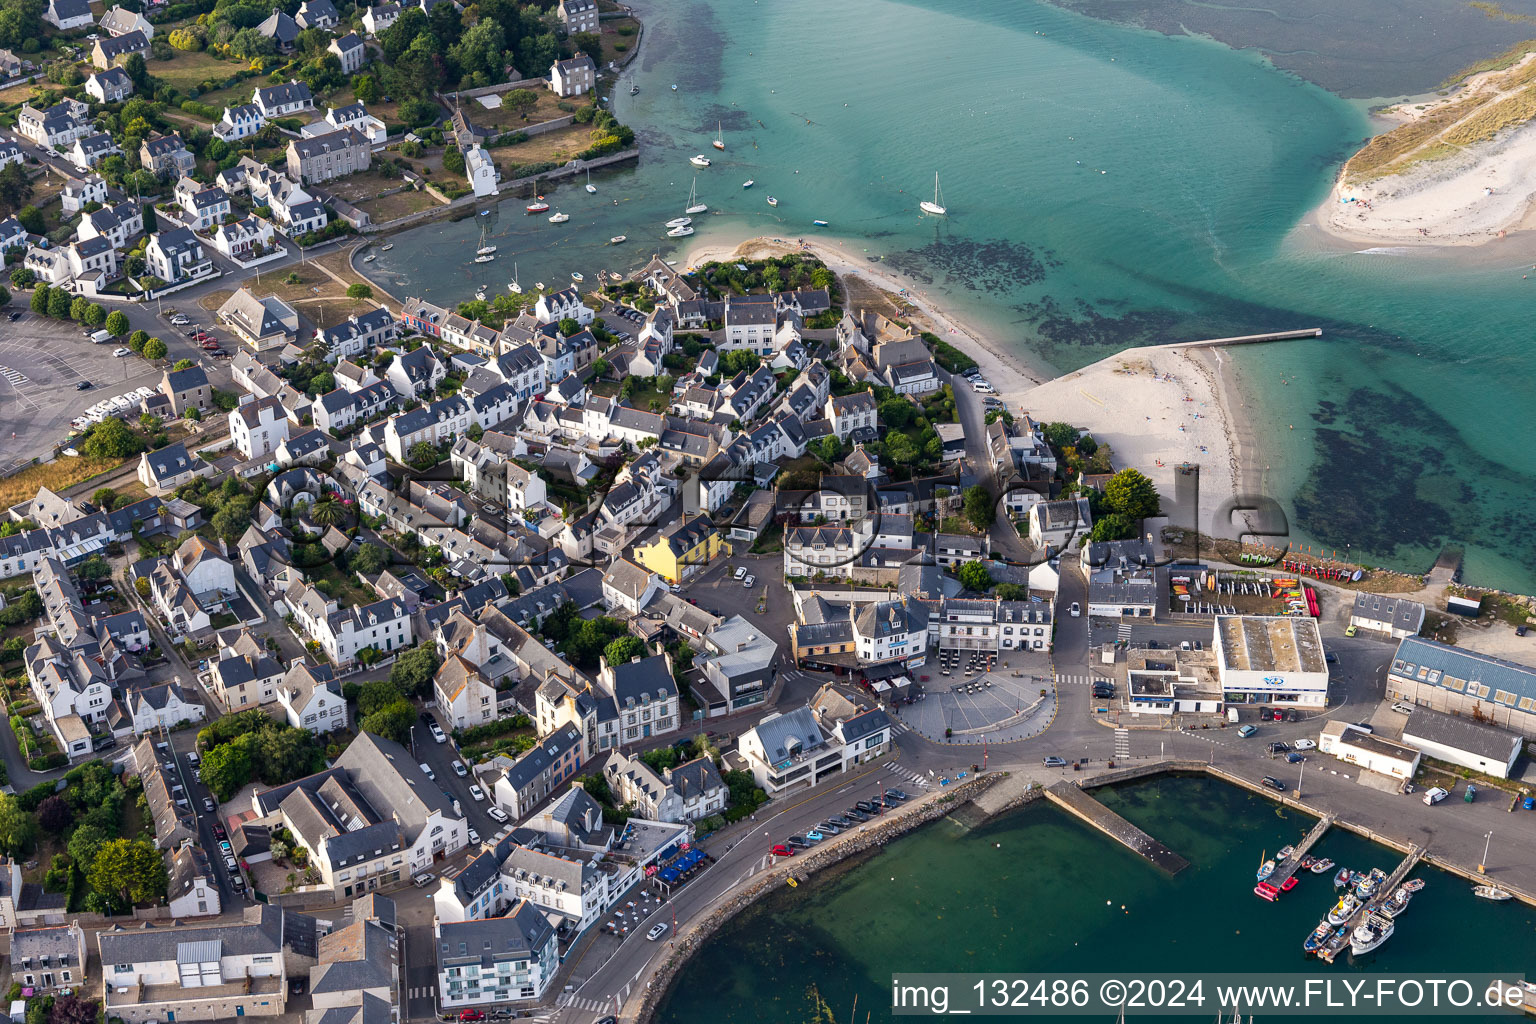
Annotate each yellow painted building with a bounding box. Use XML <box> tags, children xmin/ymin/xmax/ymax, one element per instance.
<box><xmin>633</xmin><ymin>514</ymin><xmax>731</xmax><ymax>584</ymax></box>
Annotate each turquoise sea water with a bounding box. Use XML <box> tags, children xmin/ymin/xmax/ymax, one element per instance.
<box><xmin>363</xmin><ymin>0</ymin><xmax>1536</xmax><ymax>591</ymax></box>
<box><xmin>654</xmin><ymin>777</ymin><xmax>1536</xmax><ymax>1024</ymax></box>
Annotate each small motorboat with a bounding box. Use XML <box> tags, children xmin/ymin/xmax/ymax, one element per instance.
<box><xmin>479</xmin><ymin>209</ymin><xmax>490</xmax><ymax>216</ymax></box>
<box><xmin>666</xmin><ymin>217</ymin><xmax>692</xmax><ymax>229</ymax></box>
<box><xmin>1350</xmin><ymin>911</ymin><xmax>1394</xmax><ymax>955</ymax></box>
<box><xmin>526</xmin><ymin>201</ymin><xmax>550</xmax><ymax>213</ymax></box>
<box><xmin>1402</xmin><ymin>878</ymin><xmax>1425</xmax><ymax>893</ymax></box>
<box><xmin>609</xmin><ymin>235</ymin><xmax>627</xmax><ymax>244</ymax></box>
<box><xmin>1473</xmin><ymin>885</ymin><xmax>1513</xmax><ymax>901</ymax></box>
<box><xmin>363</xmin><ymin>254</ymin><xmax>376</xmax><ymax>262</ymax></box>
<box><xmin>690</xmin><ymin>154</ymin><xmax>712</xmax><ymax>167</ymax></box>
<box><xmin>549</xmin><ymin>211</ymin><xmax>569</xmax><ymax>223</ymax></box>
<box><xmin>1300</xmin><ymin>856</ymin><xmax>1315</xmax><ymax>870</ymax></box>
<box><xmin>670</xmin><ymin>84</ymin><xmax>677</xmax><ymax>91</ymax></box>
<box><xmin>630</xmin><ymin>84</ymin><xmax>638</xmax><ymax>94</ymax></box>
<box><xmin>766</xmin><ymin>195</ymin><xmax>778</xmax><ymax>207</ymax></box>
<box><xmin>1277</xmin><ymin>845</ymin><xmax>1296</xmax><ymax>862</ymax></box>
<box><xmin>742</xmin><ymin>179</ymin><xmax>754</xmax><ymax>188</ymax></box>
<box><xmin>1311</xmin><ymin>858</ymin><xmax>1335</xmax><ymax>875</ymax></box>
<box><xmin>533</xmin><ymin>281</ymin><xmax>545</xmax><ymax>291</ymax></box>
<box><xmin>473</xmin><ymin>254</ymin><xmax>495</xmax><ymax>264</ymax></box>
<box><xmin>477</xmin><ymin>245</ymin><xmax>497</xmax><ymax>256</ymax></box>
<box><xmin>571</xmin><ymin>271</ymin><xmax>583</xmax><ymax>282</ymax></box>
<box><xmin>1253</xmin><ymin>882</ymin><xmax>1278</xmax><ymax>902</ymax></box>
<box><xmin>1280</xmin><ymin>875</ymin><xmax>1299</xmax><ymax>892</ymax></box>
<box><xmin>474</xmin><ymin>288</ymin><xmax>486</xmax><ymax>301</ymax></box>
<box><xmin>1327</xmin><ymin>894</ymin><xmax>1360</xmax><ymax>926</ymax></box>
<box><xmin>1333</xmin><ymin>868</ymin><xmax>1353</xmax><ymax>888</ymax></box>
<box><xmin>812</xmin><ymin>219</ymin><xmax>828</xmax><ymax>226</ymax></box>
<box><xmin>1256</xmin><ymin>858</ymin><xmax>1276</xmax><ymax>882</ymax></box>
<box><xmin>1303</xmin><ymin>920</ymin><xmax>1333</xmax><ymax>954</ymax></box>
<box><xmin>1354</xmin><ymin>868</ymin><xmax>1385</xmax><ymax>900</ymax></box>
<box><xmin>667</xmin><ymin>224</ymin><xmax>695</xmax><ymax>237</ymax></box>
<box><xmin>380</xmin><ymin>243</ymin><xmax>394</xmax><ymax>251</ymax></box>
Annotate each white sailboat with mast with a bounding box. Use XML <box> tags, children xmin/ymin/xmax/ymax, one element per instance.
<box><xmin>585</xmin><ymin>168</ymin><xmax>597</xmax><ymax>194</ymax></box>
<box><xmin>507</xmin><ymin>262</ymin><xmax>521</xmax><ymax>293</ymax></box>
<box><xmin>920</xmin><ymin>171</ymin><xmax>947</xmax><ymax>215</ymax></box>
<box><xmin>712</xmin><ymin>121</ymin><xmax>725</xmax><ymax>151</ymax></box>
<box><xmin>685</xmin><ymin>176</ymin><xmax>707</xmax><ymax>215</ymax></box>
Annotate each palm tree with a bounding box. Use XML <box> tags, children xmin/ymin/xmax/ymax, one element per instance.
<box><xmin>407</xmin><ymin>441</ymin><xmax>438</xmax><ymax>469</ymax></box>
<box><xmin>310</xmin><ymin>493</ymin><xmax>344</xmax><ymax>526</ymax></box>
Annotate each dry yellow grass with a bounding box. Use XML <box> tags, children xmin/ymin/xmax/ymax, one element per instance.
<box><xmin>1344</xmin><ymin>95</ymin><xmax>1484</xmax><ymax>181</ymax></box>
<box><xmin>0</xmin><ymin>457</ymin><xmax>122</xmax><ymax>510</ymax></box>
<box><xmin>1443</xmin><ymin>83</ymin><xmax>1536</xmax><ymax>145</ymax></box>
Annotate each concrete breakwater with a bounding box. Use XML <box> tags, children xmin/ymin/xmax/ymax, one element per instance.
<box><xmin>631</xmin><ymin>772</ymin><xmax>1001</xmax><ymax>1024</ymax></box>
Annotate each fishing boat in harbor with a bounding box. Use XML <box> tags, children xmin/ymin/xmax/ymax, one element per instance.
<box><xmin>667</xmin><ymin>224</ymin><xmax>695</xmax><ymax>237</ymax></box>
<box><xmin>712</xmin><ymin>121</ymin><xmax>725</xmax><ymax>150</ymax></box>
<box><xmin>1277</xmin><ymin>845</ymin><xmax>1295</xmax><ymax>862</ymax></box>
<box><xmin>690</xmin><ymin>154</ymin><xmax>712</xmax><ymax>168</ymax></box>
<box><xmin>475</xmin><ymin>286</ymin><xmax>486</xmax><ymax>300</ymax></box>
<box><xmin>533</xmin><ymin>281</ymin><xmax>544</xmax><ymax>291</ymax></box>
<box><xmin>1303</xmin><ymin>920</ymin><xmax>1335</xmax><ymax>954</ymax></box>
<box><xmin>1380</xmin><ymin>886</ymin><xmax>1413</xmax><ymax>918</ymax></box>
<box><xmin>1354</xmin><ymin>868</ymin><xmax>1385</xmax><ymax>900</ymax></box>
<box><xmin>1333</xmin><ymin>867</ymin><xmax>1352</xmax><ymax>888</ymax></box>
<box><xmin>1256</xmin><ymin>860</ymin><xmax>1275</xmax><ymax>883</ymax></box>
<box><xmin>766</xmin><ymin>195</ymin><xmax>778</xmax><ymax>207</ymax></box>
<box><xmin>1473</xmin><ymin>885</ymin><xmax>1513</xmax><ymax>901</ymax></box>
<box><xmin>1349</xmin><ymin>910</ymin><xmax>1395</xmax><ymax>955</ymax></box>
<box><xmin>473</xmin><ymin>254</ymin><xmax>495</xmax><ymax>264</ymax></box>
<box><xmin>363</xmin><ymin>253</ymin><xmax>376</xmax><ymax>262</ymax></box>
<box><xmin>585</xmin><ymin>168</ymin><xmax>597</xmax><ymax>194</ymax></box>
<box><xmin>920</xmin><ymin>171</ymin><xmax>947</xmax><ymax>215</ymax></box>
<box><xmin>1402</xmin><ymin>878</ymin><xmax>1425</xmax><ymax>893</ymax></box>
<box><xmin>1311</xmin><ymin>858</ymin><xmax>1335</xmax><ymax>875</ymax></box>
<box><xmin>549</xmin><ymin>211</ymin><xmax>569</xmax><ymax>223</ymax></box>
<box><xmin>1326</xmin><ymin>893</ymin><xmax>1360</xmax><ymax>926</ymax></box>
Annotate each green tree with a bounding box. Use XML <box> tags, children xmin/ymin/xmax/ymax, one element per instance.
<box><xmin>66</xmin><ymin>823</ymin><xmax>109</xmax><ymax>870</ymax></box>
<box><xmin>962</xmin><ymin>484</ymin><xmax>995</xmax><ymax>531</ymax></box>
<box><xmin>505</xmin><ymin>87</ymin><xmax>537</xmax><ymax>120</ymax></box>
<box><xmin>80</xmin><ymin>418</ymin><xmax>144</xmax><ymax>459</ymax></box>
<box><xmin>1103</xmin><ymin>468</ymin><xmax>1161</xmax><ymax>521</ymax></box>
<box><xmin>994</xmin><ymin>583</ymin><xmax>1029</xmax><ymax>601</ymax></box>
<box><xmin>87</xmin><ymin>838</ymin><xmax>168</xmax><ymax>908</ymax></box>
<box><xmin>349</xmin><ymin>542</ymin><xmax>390</xmax><ymax>575</ymax></box>
<box><xmin>92</xmin><ymin>487</ymin><xmax>120</xmax><ymax>510</ymax></box>
<box><xmin>142</xmin><ymin>337</ymin><xmax>167</xmax><ymax>360</ymax></box>
<box><xmin>603</xmin><ymin>635</ymin><xmax>647</xmax><ymax>667</ymax></box>
<box><xmin>389</xmin><ymin>643</ymin><xmax>440</xmax><ymax>697</ymax></box>
<box><xmin>957</xmin><ymin>560</ymin><xmax>993</xmax><ymax>592</ymax></box>
<box><xmin>309</xmin><ymin>494</ymin><xmax>344</xmax><ymax>525</ymax></box>
<box><xmin>76</xmin><ymin>555</ymin><xmax>110</xmax><ymax>581</ymax></box>
<box><xmin>211</xmin><ymin>494</ymin><xmax>255</xmax><ymax>542</ymax></box>
<box><xmin>30</xmin><ymin>284</ymin><xmax>49</xmax><ymax>314</ymax></box>
<box><xmin>356</xmin><ymin>680</ymin><xmax>405</xmax><ymax>719</ymax></box>
<box><xmin>17</xmin><ymin>205</ymin><xmax>44</xmax><ymax>234</ymax></box>
<box><xmin>558</xmin><ymin>317</ymin><xmax>579</xmax><ymax>337</ymax></box>
<box><xmin>128</xmin><ymin>329</ymin><xmax>149</xmax><ymax>353</ymax></box>
<box><xmin>406</xmin><ymin>441</ymin><xmax>438</xmax><ymax>469</ymax></box>
<box><xmin>359</xmin><ymin>698</ymin><xmax>414</xmax><ymax>743</ymax></box>
<box><xmin>69</xmin><ymin>296</ymin><xmax>91</xmax><ymax>322</ymax></box>
<box><xmin>353</xmin><ymin>73</ymin><xmax>380</xmax><ymax>103</ymax></box>
<box><xmin>0</xmin><ymin>794</ymin><xmax>38</xmax><ymax>856</ymax></box>
<box><xmin>102</xmin><ymin>310</ymin><xmax>127</xmax><ymax>335</ymax></box>
<box><xmin>85</xmin><ymin>304</ymin><xmax>106</xmax><ymax>327</ymax></box>
<box><xmin>9</xmin><ymin>267</ymin><xmax>34</xmax><ymax>289</ymax></box>
<box><xmin>200</xmin><ymin>736</ymin><xmax>254</xmax><ymax>801</ymax></box>
<box><xmin>884</xmin><ymin>431</ymin><xmax>919</xmax><ymax>465</ymax></box>
<box><xmin>1042</xmin><ymin>421</ymin><xmax>1080</xmax><ymax>452</ymax></box>
<box><xmin>1090</xmin><ymin>512</ymin><xmax>1135</xmax><ymax>543</ymax></box>
<box><xmin>346</xmin><ymin>282</ymin><xmax>373</xmax><ymax>301</ymax></box>
<box><xmin>171</xmin><ymin>358</ymin><xmax>195</xmax><ymax>371</ymax></box>
<box><xmin>47</xmin><ymin>288</ymin><xmax>72</xmax><ymax>318</ymax></box>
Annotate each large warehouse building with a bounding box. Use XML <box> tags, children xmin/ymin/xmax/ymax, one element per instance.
<box><xmin>1402</xmin><ymin>707</ymin><xmax>1524</xmax><ymax>779</ymax></box>
<box><xmin>1213</xmin><ymin>615</ymin><xmax>1330</xmax><ymax>708</ymax></box>
<box><xmin>1386</xmin><ymin>638</ymin><xmax>1536</xmax><ymax>737</ymax></box>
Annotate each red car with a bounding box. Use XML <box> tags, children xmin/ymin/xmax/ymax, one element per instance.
<box><xmin>770</xmin><ymin>844</ymin><xmax>794</xmax><ymax>857</ymax></box>
<box><xmin>1272</xmin><ymin>710</ymin><xmax>1284</xmax><ymax>722</ymax></box>
<box><xmin>458</xmin><ymin>1012</ymin><xmax>486</xmax><ymax>1022</ymax></box>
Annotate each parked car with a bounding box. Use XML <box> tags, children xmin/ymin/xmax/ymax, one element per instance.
<box><xmin>818</xmin><ymin>821</ymin><xmax>842</xmax><ymax>834</ymax></box>
<box><xmin>419</xmin><ymin>762</ymin><xmax>435</xmax><ymax>781</ymax></box>
<box><xmin>1293</xmin><ymin>739</ymin><xmax>1317</xmax><ymax>750</ymax></box>
<box><xmin>1422</xmin><ymin>787</ymin><xmax>1448</xmax><ymax>806</ymax></box>
<box><xmin>413</xmin><ymin>872</ymin><xmax>436</xmax><ymax>888</ymax></box>
<box><xmin>1069</xmin><ymin>602</ymin><xmax>1081</xmax><ymax>617</ymax></box>
<box><xmin>1286</xmin><ymin>752</ymin><xmax>1305</xmax><ymax>764</ymax></box>
<box><xmin>855</xmin><ymin>800</ymin><xmax>879</xmax><ymax>814</ymax></box>
<box><xmin>1237</xmin><ymin>724</ymin><xmax>1257</xmax><ymax>738</ymax></box>
<box><xmin>743</xmin><ymin>575</ymin><xmax>755</xmax><ymax>588</ymax></box>
<box><xmin>804</xmin><ymin>830</ymin><xmax>824</xmax><ymax>843</ymax></box>
<box><xmin>429</xmin><ymin>723</ymin><xmax>447</xmax><ymax>743</ymax></box>
<box><xmin>1260</xmin><ymin>776</ymin><xmax>1286</xmax><ymax>791</ymax></box>
<box><xmin>787</xmin><ymin>835</ymin><xmax>808</xmax><ymax>848</ymax></box>
<box><xmin>487</xmin><ymin>805</ymin><xmax>509</xmax><ymax>823</ymax></box>
<box><xmin>74</xmin><ymin>381</ymin><xmax>92</xmax><ymax>390</ymax></box>
<box><xmin>1391</xmin><ymin>703</ymin><xmax>1414</xmax><ymax>714</ymax></box>
<box><xmin>770</xmin><ymin>844</ymin><xmax>794</xmax><ymax>857</ymax></box>
<box><xmin>1043</xmin><ymin>756</ymin><xmax>1067</xmax><ymax>767</ymax></box>
<box><xmin>113</xmin><ymin>347</ymin><xmax>130</xmax><ymax>357</ymax></box>
<box><xmin>829</xmin><ymin>815</ymin><xmax>853</xmax><ymax>828</ymax></box>
<box><xmin>844</xmin><ymin>808</ymin><xmax>869</xmax><ymax>822</ymax></box>
<box><xmin>458</xmin><ymin>1011</ymin><xmax>486</xmax><ymax>1022</ymax></box>
<box><xmin>452</xmin><ymin>760</ymin><xmax>468</xmax><ymax>777</ymax></box>
<box><xmin>884</xmin><ymin>789</ymin><xmax>907</xmax><ymax>802</ymax></box>
<box><xmin>734</xmin><ymin>567</ymin><xmax>747</xmax><ymax>580</ymax></box>
<box><xmin>468</xmin><ymin>784</ymin><xmax>486</xmax><ymax>801</ymax></box>
<box><xmin>1268</xmin><ymin>741</ymin><xmax>1291</xmax><ymax>754</ymax></box>
<box><xmin>467</xmin><ymin>827</ymin><xmax>481</xmax><ymax>844</ymax></box>
<box><xmin>203</xmin><ymin>797</ymin><xmax>215</xmax><ymax>813</ymax></box>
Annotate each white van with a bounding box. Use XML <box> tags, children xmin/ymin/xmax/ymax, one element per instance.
<box><xmin>89</xmin><ymin>329</ymin><xmax>112</xmax><ymax>344</ymax></box>
<box><xmin>1226</xmin><ymin>707</ymin><xmax>1240</xmax><ymax>724</ymax></box>
<box><xmin>1422</xmin><ymin>787</ymin><xmax>1448</xmax><ymax>806</ymax></box>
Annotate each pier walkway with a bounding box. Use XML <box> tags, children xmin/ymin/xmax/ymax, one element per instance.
<box><xmin>1172</xmin><ymin>328</ymin><xmax>1322</xmax><ymax>350</ymax></box>
<box><xmin>1266</xmin><ymin>813</ymin><xmax>1337</xmax><ymax>889</ymax></box>
<box><xmin>1044</xmin><ymin>781</ymin><xmax>1190</xmax><ymax>875</ymax></box>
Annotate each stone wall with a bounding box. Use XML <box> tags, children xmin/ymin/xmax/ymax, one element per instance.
<box><xmin>631</xmin><ymin>773</ymin><xmax>1000</xmax><ymax>1024</ymax></box>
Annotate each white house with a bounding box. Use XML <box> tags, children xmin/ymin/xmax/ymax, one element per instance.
<box><xmin>166</xmin><ymin>846</ymin><xmax>220</xmax><ymax>919</ymax></box>
<box><xmin>173</xmin><ymin>535</ymin><xmax>237</xmax><ymax>599</ymax></box>
<box><xmin>435</xmin><ymin>903</ymin><xmax>559</xmax><ymax>1007</ymax></box>
<box><xmin>127</xmin><ymin>682</ymin><xmax>205</xmax><ymax>735</ymax></box>
<box><xmin>287</xmin><ymin>585</ymin><xmax>413</xmax><ymax>667</ymax></box>
<box><xmin>275</xmin><ymin>661</ymin><xmax>349</xmax><ymax>733</ymax></box>
<box><xmin>604</xmin><ymin>750</ymin><xmax>726</xmax><ymax>823</ymax></box>
<box><xmin>216</xmin><ymin>103</ymin><xmax>265</xmax><ymax>142</ymax></box>
<box><xmin>44</xmin><ymin>0</ymin><xmax>93</xmax><ymax>32</ymax></box>
<box><xmin>557</xmin><ymin>0</ymin><xmax>597</xmax><ymax>34</ymax></box>
<box><xmin>1027</xmin><ymin>497</ymin><xmax>1092</xmax><ymax>554</ymax></box>
<box><xmin>738</xmin><ymin>704</ymin><xmax>892</xmax><ymax>796</ymax></box>
<box><xmin>826</xmin><ymin>390</ymin><xmax>878</xmax><ymax>442</ymax></box>
<box><xmin>383</xmin><ymin>396</ymin><xmax>470</xmax><ymax>463</ymax></box>
<box><xmin>229</xmin><ymin>395</ymin><xmax>290</xmax><ymax>459</ymax></box>
<box><xmin>548</xmin><ymin>54</ymin><xmax>595</xmax><ymax>98</ymax></box>
<box><xmin>84</xmin><ymin>67</ymin><xmax>133</xmax><ymax>103</ymax></box>
<box><xmin>328</xmin><ymin>32</ymin><xmax>367</xmax><ymax>74</ymax></box>
<box><xmin>465</xmin><ymin>145</ymin><xmax>499</xmax><ymax>197</ymax></box>
<box><xmin>533</xmin><ymin>287</ymin><xmax>593</xmax><ymax>326</ymax></box>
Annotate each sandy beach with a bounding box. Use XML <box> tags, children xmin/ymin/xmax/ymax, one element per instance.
<box><xmin>1313</xmin><ymin>53</ymin><xmax>1536</xmax><ymax>249</ymax></box>
<box><xmin>680</xmin><ymin>234</ymin><xmax>1257</xmax><ymax>534</ymax></box>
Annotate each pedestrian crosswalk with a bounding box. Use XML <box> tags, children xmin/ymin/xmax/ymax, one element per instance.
<box><xmin>885</xmin><ymin>762</ymin><xmax>931</xmax><ymax>789</ymax></box>
<box><xmin>1114</xmin><ymin>729</ymin><xmax>1130</xmax><ymax>760</ymax></box>
<box><xmin>407</xmin><ymin>986</ymin><xmax>435</xmax><ymax>1000</ymax></box>
<box><xmin>1117</xmin><ymin>623</ymin><xmax>1133</xmax><ymax>642</ymax></box>
<box><xmin>0</xmin><ymin>366</ymin><xmax>30</xmax><ymax>387</ymax></box>
<box><xmin>1054</xmin><ymin>674</ymin><xmax>1113</xmax><ymax>687</ymax></box>
<box><xmin>888</xmin><ymin>718</ymin><xmax>910</xmax><ymax>736</ymax></box>
<box><xmin>557</xmin><ymin>994</ymin><xmax>615</xmax><ymax>1013</ymax></box>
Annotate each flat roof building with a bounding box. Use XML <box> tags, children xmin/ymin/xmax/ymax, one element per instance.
<box><xmin>1319</xmin><ymin>721</ymin><xmax>1421</xmax><ymax>781</ymax></box>
<box><xmin>1213</xmin><ymin>615</ymin><xmax>1329</xmax><ymax>708</ymax></box>
<box><xmin>1402</xmin><ymin>706</ymin><xmax>1523</xmax><ymax>779</ymax></box>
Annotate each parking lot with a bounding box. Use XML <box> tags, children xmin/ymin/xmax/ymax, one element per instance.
<box><xmin>0</xmin><ymin>312</ymin><xmax>165</xmax><ymax>469</ymax></box>
<box><xmin>898</xmin><ymin>647</ymin><xmax>1057</xmax><ymax>743</ymax></box>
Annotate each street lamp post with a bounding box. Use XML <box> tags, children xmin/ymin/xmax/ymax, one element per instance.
<box><xmin>1480</xmin><ymin>831</ymin><xmax>1492</xmax><ymax>874</ymax></box>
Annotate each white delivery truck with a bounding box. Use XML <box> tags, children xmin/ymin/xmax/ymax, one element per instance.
<box><xmin>1226</xmin><ymin>707</ymin><xmax>1240</xmax><ymax>724</ymax></box>
<box><xmin>90</xmin><ymin>329</ymin><xmax>112</xmax><ymax>344</ymax></box>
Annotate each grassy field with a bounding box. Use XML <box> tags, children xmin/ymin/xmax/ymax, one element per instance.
<box><xmin>1344</xmin><ymin>94</ymin><xmax>1484</xmax><ymax>181</ymax></box>
<box><xmin>149</xmin><ymin>50</ymin><xmax>244</xmax><ymax>95</ymax></box>
<box><xmin>472</xmin><ymin>91</ymin><xmax>571</xmax><ymax>133</ymax></box>
<box><xmin>1444</xmin><ymin>83</ymin><xmax>1536</xmax><ymax>144</ymax></box>
<box><xmin>357</xmin><ymin>187</ymin><xmax>440</xmax><ymax>222</ymax></box>
<box><xmin>0</xmin><ymin>456</ymin><xmax>123</xmax><ymax>509</ymax></box>
<box><xmin>598</xmin><ymin>17</ymin><xmax>641</xmax><ymax>68</ymax></box>
<box><xmin>492</xmin><ymin>124</ymin><xmax>598</xmax><ymax>171</ymax></box>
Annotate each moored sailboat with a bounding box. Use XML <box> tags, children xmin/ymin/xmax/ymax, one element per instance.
<box><xmin>920</xmin><ymin>171</ymin><xmax>947</xmax><ymax>215</ymax></box>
